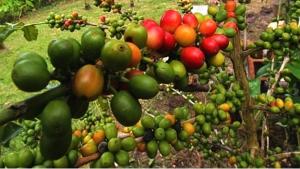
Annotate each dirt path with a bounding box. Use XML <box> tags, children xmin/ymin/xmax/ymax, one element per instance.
<box><xmin>246</xmin><ymin>0</ymin><xmax>278</xmax><ymax>41</ymax></box>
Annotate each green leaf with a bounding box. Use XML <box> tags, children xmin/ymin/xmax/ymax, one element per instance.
<box><xmin>22</xmin><ymin>25</ymin><xmax>38</xmax><ymax>41</ymax></box>
<box><xmin>249</xmin><ymin>78</ymin><xmax>261</xmax><ymax>96</ymax></box>
<box><xmin>0</xmin><ymin>122</ymin><xmax>22</xmax><ymax>145</ymax></box>
<box><xmin>25</xmin><ymin>0</ymin><xmax>34</xmax><ymax>8</ymax></box>
<box><xmin>0</xmin><ymin>25</ymin><xmax>16</xmax><ymax>43</ymax></box>
<box><xmin>290</xmin><ymin>49</ymin><xmax>300</xmax><ymax>58</ymax></box>
<box><xmin>287</xmin><ymin>60</ymin><xmax>300</xmax><ymax>80</ymax></box>
<box><xmin>293</xmin><ymin>96</ymin><xmax>300</xmax><ymax>103</ymax></box>
<box><xmin>255</xmin><ymin>63</ymin><xmax>270</xmax><ymax>78</ymax></box>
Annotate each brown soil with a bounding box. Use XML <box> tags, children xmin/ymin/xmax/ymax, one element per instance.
<box><xmin>246</xmin><ymin>0</ymin><xmax>279</xmax><ymax>41</ymax></box>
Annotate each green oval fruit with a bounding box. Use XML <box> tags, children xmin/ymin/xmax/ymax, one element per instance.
<box><xmin>231</xmin><ymin>121</ymin><xmax>241</xmax><ymax>129</ymax></box>
<box><xmin>68</xmin><ymin>95</ymin><xmax>89</xmax><ymax>119</ymax></box>
<box><xmin>121</xmin><ymin>137</ymin><xmax>136</xmax><ymax>151</ymax></box>
<box><xmin>34</xmin><ymin>148</ymin><xmax>45</xmax><ymax>165</ymax></box>
<box><xmin>218</xmin><ymin>110</ymin><xmax>227</xmax><ymax>121</ymax></box>
<box><xmin>40</xmin><ymin>129</ymin><xmax>72</xmax><ymax>160</ymax></box>
<box><xmin>159</xmin><ymin>141</ymin><xmax>171</xmax><ymax>157</ymax></box>
<box><xmin>91</xmin><ymin>158</ymin><xmax>102</xmax><ymax>168</ymax></box>
<box><xmin>173</xmin><ymin>141</ymin><xmax>185</xmax><ymax>151</ymax></box>
<box><xmin>115</xmin><ymin>150</ymin><xmax>129</xmax><ymax>166</ymax></box>
<box><xmin>193</xmin><ymin>102</ymin><xmax>205</xmax><ymax>114</ymax></box>
<box><xmin>48</xmin><ymin>38</ymin><xmax>73</xmax><ymax>69</ymax></box>
<box><xmin>196</xmin><ymin>115</ymin><xmax>206</xmax><ymax>125</ymax></box>
<box><xmin>224</xmin><ymin>28</ymin><xmax>236</xmax><ymax>38</ymax></box>
<box><xmin>4</xmin><ymin>152</ymin><xmax>19</xmax><ymax>168</ymax></box>
<box><xmin>81</xmin><ymin>28</ymin><xmax>105</xmax><ymax>62</ymax></box>
<box><xmin>41</xmin><ymin>99</ymin><xmax>71</xmax><ymax>136</ymax></box>
<box><xmin>165</xmin><ymin>128</ymin><xmax>177</xmax><ymax>143</ymax></box>
<box><xmin>104</xmin><ymin>123</ymin><xmax>118</xmax><ymax>140</ymax></box>
<box><xmin>111</xmin><ymin>91</ymin><xmax>142</xmax><ymax>126</ymax></box>
<box><xmin>215</xmin><ymin>93</ymin><xmax>226</xmax><ymax>104</ymax></box>
<box><xmin>18</xmin><ymin>149</ymin><xmax>34</xmax><ymax>167</ymax></box>
<box><xmin>270</xmin><ymin>106</ymin><xmax>280</xmax><ymax>113</ymax></box>
<box><xmin>124</xmin><ymin>23</ymin><xmax>147</xmax><ymax>48</ymax></box>
<box><xmin>202</xmin><ymin>122</ymin><xmax>212</xmax><ymax>136</ymax></box>
<box><xmin>235</xmin><ymin>4</ymin><xmax>246</xmax><ymax>15</ymax></box>
<box><xmin>100</xmin><ymin>152</ymin><xmax>115</xmax><ymax>168</ymax></box>
<box><xmin>154</xmin><ymin>61</ymin><xmax>175</xmax><ymax>83</ymax></box>
<box><xmin>159</xmin><ymin>118</ymin><xmax>172</xmax><ymax>129</ymax></box>
<box><xmin>67</xmin><ymin>150</ymin><xmax>78</xmax><ymax>166</ymax></box>
<box><xmin>101</xmin><ymin>39</ymin><xmax>132</xmax><ymax>71</ymax></box>
<box><xmin>67</xmin><ymin>38</ymin><xmax>81</xmax><ymax>69</ymax></box>
<box><xmin>53</xmin><ymin>156</ymin><xmax>69</xmax><ymax>168</ymax></box>
<box><xmin>42</xmin><ymin>160</ymin><xmax>53</xmax><ymax>168</ymax></box>
<box><xmin>169</xmin><ymin>60</ymin><xmax>187</xmax><ymax>79</ymax></box>
<box><xmin>141</xmin><ymin>115</ymin><xmax>156</xmax><ymax>129</ymax></box>
<box><xmin>146</xmin><ymin>140</ymin><xmax>158</xmax><ymax>158</ymax></box>
<box><xmin>83</xmin><ymin>27</ymin><xmax>106</xmax><ymax>37</ymax></box>
<box><xmin>132</xmin><ymin>127</ymin><xmax>145</xmax><ymax>137</ymax></box>
<box><xmin>12</xmin><ymin>59</ymin><xmax>50</xmax><ymax>92</ymax></box>
<box><xmin>128</xmin><ymin>74</ymin><xmax>159</xmax><ymax>99</ymax></box>
<box><xmin>108</xmin><ymin>138</ymin><xmax>121</xmax><ymax>152</ymax></box>
<box><xmin>32</xmin><ymin>165</ymin><xmax>46</xmax><ymax>168</ymax></box>
<box><xmin>154</xmin><ymin>128</ymin><xmax>165</xmax><ymax>140</ymax></box>
<box><xmin>155</xmin><ymin>115</ymin><xmax>165</xmax><ymax>126</ymax></box>
<box><xmin>179</xmin><ymin>130</ymin><xmax>189</xmax><ymax>141</ymax></box>
<box><xmin>215</xmin><ymin>9</ymin><xmax>227</xmax><ymax>22</ymax></box>
<box><xmin>205</xmin><ymin>103</ymin><xmax>216</xmax><ymax>114</ymax></box>
<box><xmin>15</xmin><ymin>51</ymin><xmax>47</xmax><ymax>68</ymax></box>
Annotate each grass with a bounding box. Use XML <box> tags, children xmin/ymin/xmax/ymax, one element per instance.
<box><xmin>0</xmin><ymin>0</ymin><xmax>178</xmax><ymax>106</ymax></box>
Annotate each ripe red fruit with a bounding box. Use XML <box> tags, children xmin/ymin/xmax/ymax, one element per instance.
<box><xmin>225</xmin><ymin>0</ymin><xmax>236</xmax><ymax>12</ymax></box>
<box><xmin>180</xmin><ymin>47</ymin><xmax>205</xmax><ymax>69</ymax></box>
<box><xmin>142</xmin><ymin>19</ymin><xmax>159</xmax><ymax>29</ymax></box>
<box><xmin>183</xmin><ymin>13</ymin><xmax>199</xmax><ymax>29</ymax></box>
<box><xmin>199</xmin><ymin>19</ymin><xmax>217</xmax><ymax>36</ymax></box>
<box><xmin>200</xmin><ymin>37</ymin><xmax>220</xmax><ymax>56</ymax></box>
<box><xmin>211</xmin><ymin>34</ymin><xmax>229</xmax><ymax>49</ymax></box>
<box><xmin>119</xmin><ymin>69</ymin><xmax>144</xmax><ymax>90</ymax></box>
<box><xmin>125</xmin><ymin>69</ymin><xmax>144</xmax><ymax>79</ymax></box>
<box><xmin>161</xmin><ymin>31</ymin><xmax>177</xmax><ymax>51</ymax></box>
<box><xmin>99</xmin><ymin>16</ymin><xmax>106</xmax><ymax>22</ymax></box>
<box><xmin>146</xmin><ymin>26</ymin><xmax>165</xmax><ymax>50</ymax></box>
<box><xmin>64</xmin><ymin>19</ymin><xmax>72</xmax><ymax>27</ymax></box>
<box><xmin>224</xmin><ymin>21</ymin><xmax>238</xmax><ymax>31</ymax></box>
<box><xmin>227</xmin><ymin>12</ymin><xmax>236</xmax><ymax>18</ymax></box>
<box><xmin>160</xmin><ymin>10</ymin><xmax>182</xmax><ymax>33</ymax></box>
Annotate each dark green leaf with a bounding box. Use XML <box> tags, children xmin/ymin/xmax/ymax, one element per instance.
<box><xmin>249</xmin><ymin>78</ymin><xmax>261</xmax><ymax>96</ymax></box>
<box><xmin>290</xmin><ymin>49</ymin><xmax>300</xmax><ymax>58</ymax></box>
<box><xmin>25</xmin><ymin>0</ymin><xmax>34</xmax><ymax>8</ymax></box>
<box><xmin>0</xmin><ymin>25</ymin><xmax>15</xmax><ymax>43</ymax></box>
<box><xmin>0</xmin><ymin>122</ymin><xmax>22</xmax><ymax>145</ymax></box>
<box><xmin>293</xmin><ymin>96</ymin><xmax>300</xmax><ymax>103</ymax></box>
<box><xmin>287</xmin><ymin>60</ymin><xmax>300</xmax><ymax>80</ymax></box>
<box><xmin>22</xmin><ymin>25</ymin><xmax>38</xmax><ymax>41</ymax></box>
<box><xmin>255</xmin><ymin>63</ymin><xmax>270</xmax><ymax>78</ymax></box>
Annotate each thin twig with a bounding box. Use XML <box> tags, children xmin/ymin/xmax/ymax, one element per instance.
<box><xmin>170</xmin><ymin>87</ymin><xmax>195</xmax><ymax>105</ymax></box>
<box><xmin>261</xmin><ymin>117</ymin><xmax>266</xmax><ymax>155</ymax></box>
<box><xmin>75</xmin><ymin>153</ymin><xmax>100</xmax><ymax>167</ymax></box>
<box><xmin>241</xmin><ymin>47</ymin><xmax>262</xmax><ymax>59</ymax></box>
<box><xmin>182</xmin><ymin>117</ymin><xmax>196</xmax><ymax>124</ymax></box>
<box><xmin>267</xmin><ymin>57</ymin><xmax>290</xmax><ymax>95</ymax></box>
<box><xmin>272</xmin><ymin>151</ymin><xmax>300</xmax><ymax>160</ymax></box>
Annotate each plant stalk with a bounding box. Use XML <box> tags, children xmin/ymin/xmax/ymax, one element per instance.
<box><xmin>231</xmin><ymin>32</ymin><xmax>259</xmax><ymax>155</ymax></box>
<box><xmin>0</xmin><ymin>85</ymin><xmax>69</xmax><ymax>126</ymax></box>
